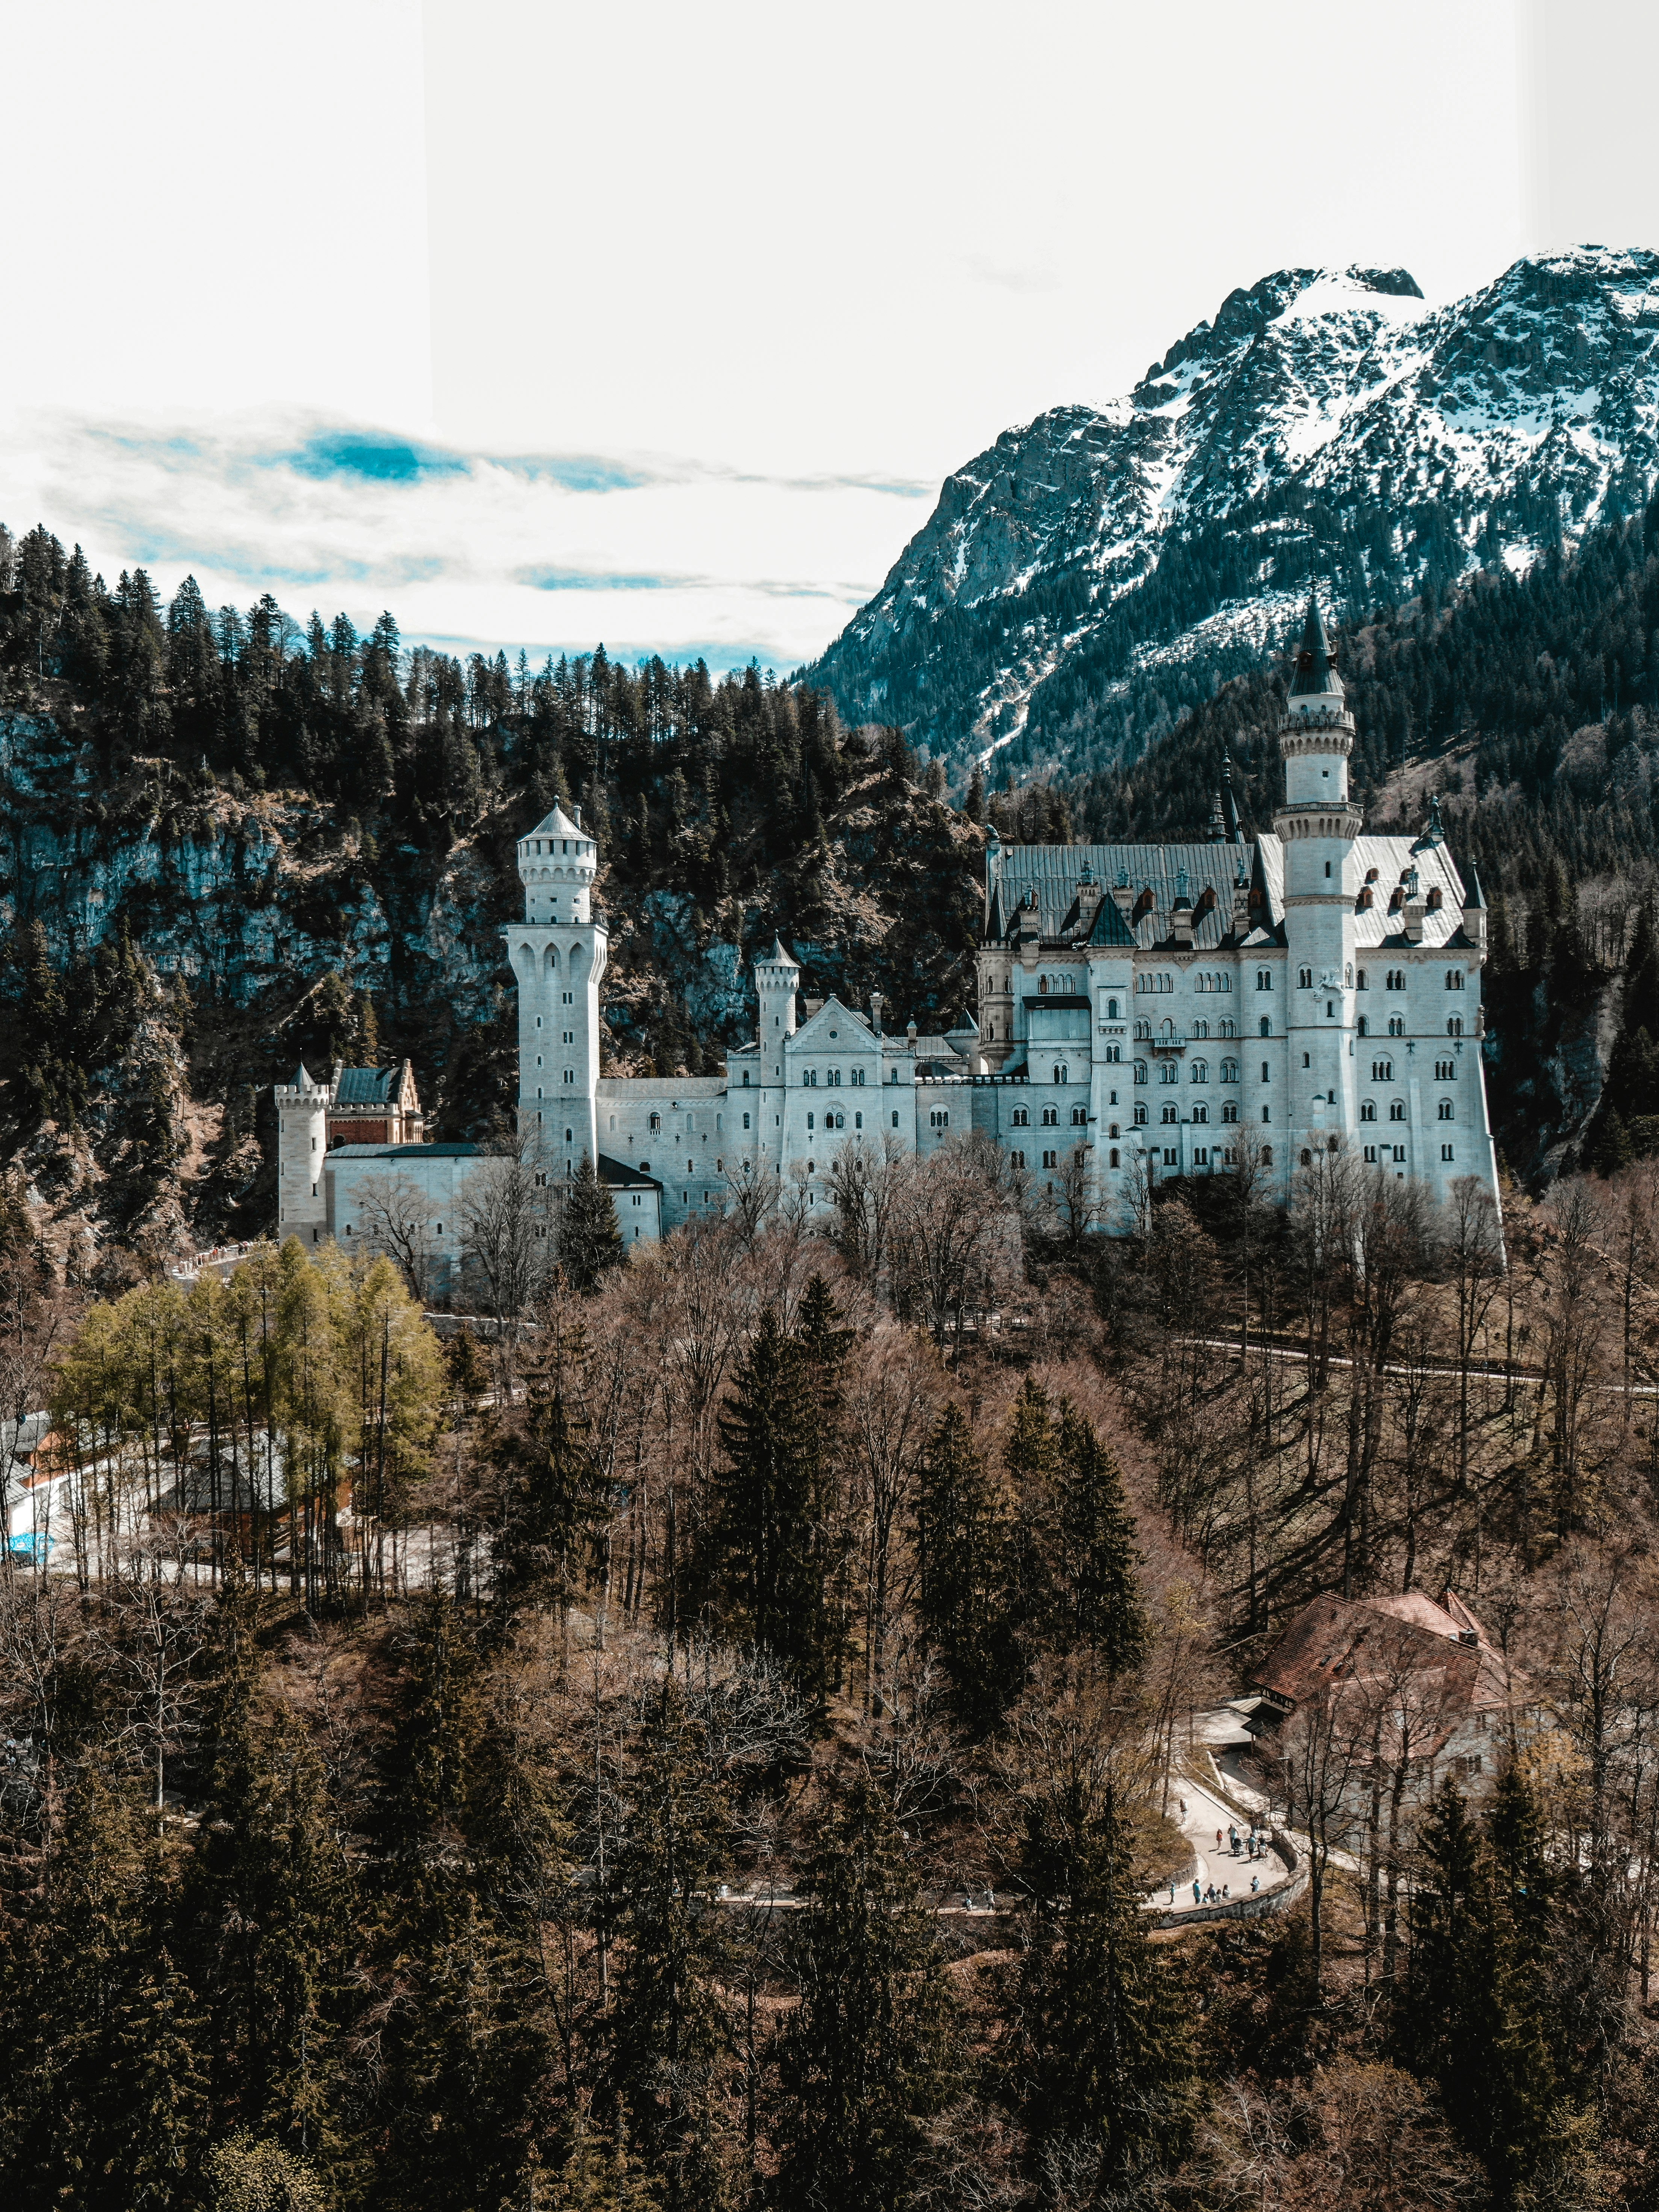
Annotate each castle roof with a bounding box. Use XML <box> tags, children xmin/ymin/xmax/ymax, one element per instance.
<box><xmin>530</xmin><ymin>802</ymin><xmax>584</xmax><ymax>839</ymax></box>
<box><xmin>327</xmin><ymin>1142</ymin><xmax>481</xmax><ymax>1159</ymax></box>
<box><xmin>990</xmin><ymin>840</ymin><xmax>1280</xmax><ymax>951</ymax></box>
<box><xmin>1289</xmin><ymin>590</ymin><xmax>1341</xmax><ymax>698</ymax></box>
<box><xmin>597</xmin><ymin>1154</ymin><xmax>660</xmax><ymax>1191</ymax></box>
<box><xmin>334</xmin><ymin>1065</ymin><xmax>406</xmax><ymax>1106</ymax></box>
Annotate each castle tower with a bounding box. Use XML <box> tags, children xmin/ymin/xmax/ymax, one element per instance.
<box><xmin>1275</xmin><ymin>593</ymin><xmax>1363</xmax><ymax>1156</ymax></box>
<box><xmin>753</xmin><ymin>938</ymin><xmax>800</xmax><ymax>1169</ymax></box>
<box><xmin>275</xmin><ymin>1063</ymin><xmax>330</xmax><ymax>1242</ymax></box>
<box><xmin>504</xmin><ymin>803</ymin><xmax>607</xmax><ymax>1173</ymax></box>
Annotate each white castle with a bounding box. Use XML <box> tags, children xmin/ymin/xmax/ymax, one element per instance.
<box><xmin>277</xmin><ymin>599</ymin><xmax>1501</xmax><ymax>1278</ymax></box>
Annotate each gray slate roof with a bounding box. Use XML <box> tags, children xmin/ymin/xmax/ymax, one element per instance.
<box><xmin>334</xmin><ymin>1066</ymin><xmax>402</xmax><ymax>1105</ymax></box>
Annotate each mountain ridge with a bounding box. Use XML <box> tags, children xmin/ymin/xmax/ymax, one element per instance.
<box><xmin>806</xmin><ymin>246</ymin><xmax>1659</xmax><ymax>779</ymax></box>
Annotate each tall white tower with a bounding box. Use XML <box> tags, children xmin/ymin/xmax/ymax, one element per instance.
<box><xmin>275</xmin><ymin>1063</ymin><xmax>330</xmax><ymax>1242</ymax></box>
<box><xmin>1276</xmin><ymin>594</ymin><xmax>1363</xmax><ymax>1157</ymax></box>
<box><xmin>753</xmin><ymin>938</ymin><xmax>799</xmax><ymax>1169</ymax></box>
<box><xmin>504</xmin><ymin>803</ymin><xmax>608</xmax><ymax>1173</ymax></box>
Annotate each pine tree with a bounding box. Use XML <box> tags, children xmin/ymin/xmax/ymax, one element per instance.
<box><xmin>559</xmin><ymin>1158</ymin><xmax>627</xmax><ymax>1291</ymax></box>
<box><xmin>1010</xmin><ymin>1773</ymin><xmax>1197</xmax><ymax>2189</ymax></box>
<box><xmin>605</xmin><ymin>1682</ymin><xmax>736</xmax><ymax>2210</ymax></box>
<box><xmin>771</xmin><ymin>1770</ymin><xmax>962</xmax><ymax>2212</ymax></box>
<box><xmin>1002</xmin><ymin>1376</ymin><xmax>1063</xmax><ymax>1663</ymax></box>
<box><xmin>1055</xmin><ymin>1403</ymin><xmax>1149</xmax><ymax>1678</ymax></box>
<box><xmin>491</xmin><ymin>1309</ymin><xmax>609</xmax><ymax>1628</ymax></box>
<box><xmin>914</xmin><ymin>1405</ymin><xmax>1017</xmax><ymax>1725</ymax></box>
<box><xmin>708</xmin><ymin>1312</ymin><xmax>827</xmax><ymax>1693</ymax></box>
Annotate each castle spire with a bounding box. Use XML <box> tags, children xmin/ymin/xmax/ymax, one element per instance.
<box><xmin>1220</xmin><ymin>745</ymin><xmax>1243</xmax><ymax>843</ymax></box>
<box><xmin>1289</xmin><ymin>589</ymin><xmax>1341</xmax><ymax>699</ymax></box>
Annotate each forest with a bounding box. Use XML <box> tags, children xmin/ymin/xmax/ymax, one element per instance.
<box><xmin>2</xmin><ymin>506</ymin><xmax>1659</xmax><ymax>2209</ymax></box>
<box><xmin>3</xmin><ymin>1121</ymin><xmax>1659</xmax><ymax>2212</ymax></box>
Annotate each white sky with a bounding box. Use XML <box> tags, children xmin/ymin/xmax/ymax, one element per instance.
<box><xmin>0</xmin><ymin>0</ymin><xmax>1654</xmax><ymax>671</ymax></box>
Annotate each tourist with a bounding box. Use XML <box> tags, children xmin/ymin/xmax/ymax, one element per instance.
<box><xmin>1193</xmin><ymin>1880</ymin><xmax>1201</xmax><ymax>1905</ymax></box>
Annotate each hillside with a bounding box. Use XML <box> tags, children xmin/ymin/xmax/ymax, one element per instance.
<box><xmin>0</xmin><ymin>537</ymin><xmax>982</xmax><ymax>1270</ymax></box>
<box><xmin>806</xmin><ymin>247</ymin><xmax>1659</xmax><ymax>780</ymax></box>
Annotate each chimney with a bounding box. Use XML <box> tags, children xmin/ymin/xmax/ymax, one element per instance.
<box><xmin>1401</xmin><ymin>866</ymin><xmax>1426</xmax><ymax>944</ymax></box>
<box><xmin>572</xmin><ymin>803</ymin><xmax>582</xmax><ymax>829</ymax></box>
<box><xmin>870</xmin><ymin>990</ymin><xmax>883</xmax><ymax>1036</ymax></box>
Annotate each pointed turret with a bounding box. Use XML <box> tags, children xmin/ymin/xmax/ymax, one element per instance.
<box><xmin>1220</xmin><ymin>748</ymin><xmax>1244</xmax><ymax>843</ymax></box>
<box><xmin>1289</xmin><ymin>590</ymin><xmax>1342</xmax><ymax>699</ymax></box>
<box><xmin>1208</xmin><ymin>790</ymin><xmax>1227</xmax><ymax>842</ymax></box>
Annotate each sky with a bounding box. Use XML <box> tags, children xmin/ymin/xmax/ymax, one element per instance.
<box><xmin>1</xmin><ymin>0</ymin><xmax>1656</xmax><ymax>674</ymax></box>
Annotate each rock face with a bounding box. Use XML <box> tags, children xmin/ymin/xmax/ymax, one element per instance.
<box><xmin>808</xmin><ymin>249</ymin><xmax>1659</xmax><ymax>776</ymax></box>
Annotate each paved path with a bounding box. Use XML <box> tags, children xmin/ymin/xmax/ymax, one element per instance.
<box><xmin>1148</xmin><ymin>1744</ymin><xmax>1291</xmax><ymax>1918</ymax></box>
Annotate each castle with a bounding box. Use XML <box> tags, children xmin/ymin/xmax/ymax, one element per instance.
<box><xmin>276</xmin><ymin>598</ymin><xmax>1502</xmax><ymax>1279</ymax></box>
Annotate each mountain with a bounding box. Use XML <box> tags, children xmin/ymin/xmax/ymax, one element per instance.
<box><xmin>806</xmin><ymin>248</ymin><xmax>1659</xmax><ymax>778</ymax></box>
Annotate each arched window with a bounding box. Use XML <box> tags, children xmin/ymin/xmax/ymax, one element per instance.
<box><xmin>1259</xmin><ymin>1017</ymin><xmax>1272</xmax><ymax>1037</ymax></box>
<box><xmin>1390</xmin><ymin>1099</ymin><xmax>1406</xmax><ymax>1122</ymax></box>
<box><xmin>1447</xmin><ymin>1016</ymin><xmax>1463</xmax><ymax>1036</ymax></box>
<box><xmin>1298</xmin><ymin>966</ymin><xmax>1312</xmax><ymax>989</ymax></box>
<box><xmin>1372</xmin><ymin>1059</ymin><xmax>1393</xmax><ymax>1082</ymax></box>
<box><xmin>1106</xmin><ymin>997</ymin><xmax>1119</xmax><ymax>1019</ymax></box>
<box><xmin>1192</xmin><ymin>1103</ymin><xmax>1208</xmax><ymax>1124</ymax></box>
<box><xmin>1053</xmin><ymin>1064</ymin><xmax>1066</xmax><ymax>1086</ymax></box>
<box><xmin>649</xmin><ymin>1112</ymin><xmax>661</xmax><ymax>1134</ymax></box>
<box><xmin>1360</xmin><ymin>1100</ymin><xmax>1376</xmax><ymax>1122</ymax></box>
<box><xmin>1109</xmin><ymin>1148</ymin><xmax>1119</xmax><ymax>1168</ymax></box>
<box><xmin>1446</xmin><ymin>968</ymin><xmax>1463</xmax><ymax>989</ymax></box>
<box><xmin>1071</xmin><ymin>1105</ymin><xmax>1087</xmax><ymax>1125</ymax></box>
<box><xmin>1357</xmin><ymin>1014</ymin><xmax>1369</xmax><ymax>1036</ymax></box>
<box><xmin>1192</xmin><ymin>1019</ymin><xmax>1209</xmax><ymax>1039</ymax></box>
<box><xmin>1042</xmin><ymin>1106</ymin><xmax>1059</xmax><ymax>1126</ymax></box>
<box><xmin>1356</xmin><ymin>968</ymin><xmax>1369</xmax><ymax>990</ymax></box>
<box><xmin>1388</xmin><ymin>1016</ymin><xmax>1405</xmax><ymax>1037</ymax></box>
<box><xmin>1427</xmin><ymin>886</ymin><xmax>1443</xmax><ymax>911</ymax></box>
<box><xmin>1261</xmin><ymin>1146</ymin><xmax>1274</xmax><ymax>1166</ymax></box>
<box><xmin>1159</xmin><ymin>1060</ymin><xmax>1178</xmax><ymax>1085</ymax></box>
<box><xmin>1012</xmin><ymin>1106</ymin><xmax>1029</xmax><ymax>1126</ymax></box>
<box><xmin>1438</xmin><ymin>1099</ymin><xmax>1454</xmax><ymax>1120</ymax></box>
<box><xmin>1133</xmin><ymin>1059</ymin><xmax>1148</xmax><ymax>1086</ymax></box>
<box><xmin>1327</xmin><ymin>1136</ymin><xmax>1339</xmax><ymax>1153</ymax></box>
<box><xmin>1191</xmin><ymin>1060</ymin><xmax>1208</xmax><ymax>1084</ymax></box>
<box><xmin>1039</xmin><ymin>975</ymin><xmax>1048</xmax><ymax>994</ymax></box>
<box><xmin>1357</xmin><ymin>886</ymin><xmax>1373</xmax><ymax>910</ymax></box>
<box><xmin>1161</xmin><ymin>1104</ymin><xmax>1178</xmax><ymax>1124</ymax></box>
<box><xmin>1135</xmin><ymin>1019</ymin><xmax>1152</xmax><ymax>1041</ymax></box>
<box><xmin>1256</xmin><ymin>969</ymin><xmax>1273</xmax><ymax>991</ymax></box>
<box><xmin>1221</xmin><ymin>1101</ymin><xmax>1239</xmax><ymax>1123</ymax></box>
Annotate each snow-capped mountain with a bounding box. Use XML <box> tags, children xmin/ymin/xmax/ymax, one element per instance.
<box><xmin>806</xmin><ymin>248</ymin><xmax>1659</xmax><ymax>777</ymax></box>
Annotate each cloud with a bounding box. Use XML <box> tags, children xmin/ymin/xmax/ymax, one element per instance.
<box><xmin>2</xmin><ymin>402</ymin><xmax>938</xmax><ymax>670</ymax></box>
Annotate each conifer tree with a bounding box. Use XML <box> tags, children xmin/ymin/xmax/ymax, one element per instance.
<box><xmin>559</xmin><ymin>1157</ymin><xmax>627</xmax><ymax>1291</ymax></box>
<box><xmin>491</xmin><ymin>1310</ymin><xmax>608</xmax><ymax>1628</ymax></box>
<box><xmin>605</xmin><ymin>1682</ymin><xmax>736</xmax><ymax>2210</ymax></box>
<box><xmin>709</xmin><ymin>1311</ymin><xmax>827</xmax><ymax>1693</ymax></box>
<box><xmin>1009</xmin><ymin>1770</ymin><xmax>1196</xmax><ymax>2190</ymax></box>
<box><xmin>1002</xmin><ymin>1376</ymin><xmax>1063</xmax><ymax>1662</ymax></box>
<box><xmin>1055</xmin><ymin>1403</ymin><xmax>1149</xmax><ymax>1678</ymax></box>
<box><xmin>915</xmin><ymin>1405</ymin><xmax>1017</xmax><ymax>1725</ymax></box>
<box><xmin>771</xmin><ymin>1769</ymin><xmax>962</xmax><ymax>2212</ymax></box>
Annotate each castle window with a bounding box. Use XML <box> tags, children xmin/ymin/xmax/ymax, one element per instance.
<box><xmin>1256</xmin><ymin>969</ymin><xmax>1272</xmax><ymax>991</ymax></box>
<box><xmin>1104</xmin><ymin>1044</ymin><xmax>1121</xmax><ymax>1063</ymax></box>
<box><xmin>1071</xmin><ymin>1105</ymin><xmax>1087</xmax><ymax>1125</ymax></box>
<box><xmin>1042</xmin><ymin>1107</ymin><xmax>1059</xmax><ymax>1126</ymax></box>
<box><xmin>565</xmin><ymin>1127</ymin><xmax>573</xmax><ymax>1143</ymax></box>
<box><xmin>1298</xmin><ymin>967</ymin><xmax>1313</xmax><ymax>989</ymax></box>
<box><xmin>1163</xmin><ymin>1149</ymin><xmax>1177</xmax><ymax>1166</ymax></box>
<box><xmin>1355</xmin><ymin>969</ymin><xmax>1368</xmax><ymax>991</ymax></box>
<box><xmin>1358</xmin><ymin>1015</ymin><xmax>1369</xmax><ymax>1036</ymax></box>
<box><xmin>1106</xmin><ymin>997</ymin><xmax>1119</xmax><ymax>1019</ymax></box>
<box><xmin>1259</xmin><ymin>1018</ymin><xmax>1272</xmax><ymax>1037</ymax></box>
<box><xmin>1161</xmin><ymin>1104</ymin><xmax>1178</xmax><ymax>1124</ymax></box>
<box><xmin>1109</xmin><ymin>1148</ymin><xmax>1119</xmax><ymax>1167</ymax></box>
<box><xmin>1441</xmin><ymin>1143</ymin><xmax>1455</xmax><ymax>1161</ymax></box>
<box><xmin>1388</xmin><ymin>1016</ymin><xmax>1404</xmax><ymax>1037</ymax></box>
<box><xmin>1042</xmin><ymin>1149</ymin><xmax>1057</xmax><ymax>1169</ymax></box>
<box><xmin>1427</xmin><ymin>886</ymin><xmax>1443</xmax><ymax>911</ymax></box>
<box><xmin>564</xmin><ymin>1070</ymin><xmax>575</xmax><ymax>1084</ymax></box>
<box><xmin>1447</xmin><ymin>1016</ymin><xmax>1464</xmax><ymax>1036</ymax></box>
<box><xmin>1109</xmin><ymin>1122</ymin><xmax>1119</xmax><ymax>1138</ymax></box>
<box><xmin>1054</xmin><ymin>1064</ymin><xmax>1068</xmax><ymax>1085</ymax></box>
<box><xmin>1438</xmin><ymin>1100</ymin><xmax>1454</xmax><ymax>1120</ymax></box>
<box><xmin>891</xmin><ymin>1111</ymin><xmax>900</xmax><ymax>1128</ymax></box>
<box><xmin>1301</xmin><ymin>1149</ymin><xmax>1312</xmax><ymax>1167</ymax></box>
<box><xmin>1159</xmin><ymin>1061</ymin><xmax>1178</xmax><ymax>1086</ymax></box>
<box><xmin>1435</xmin><ymin>1059</ymin><xmax>1456</xmax><ymax>1080</ymax></box>
<box><xmin>1261</xmin><ymin>1146</ymin><xmax>1273</xmax><ymax>1164</ymax></box>
<box><xmin>1192</xmin><ymin>1103</ymin><xmax>1208</xmax><ymax>1124</ymax></box>
<box><xmin>1357</xmin><ymin>887</ymin><xmax>1373</xmax><ymax>910</ymax></box>
<box><xmin>1361</xmin><ymin>1101</ymin><xmax>1377</xmax><ymax>1122</ymax></box>
<box><xmin>1387</xmin><ymin>969</ymin><xmax>1404</xmax><ymax>991</ymax></box>
<box><xmin>807</xmin><ymin>1112</ymin><xmax>814</xmax><ymax>1131</ymax></box>
<box><xmin>851</xmin><ymin>1066</ymin><xmax>865</xmax><ymax>1086</ymax></box>
<box><xmin>1135</xmin><ymin>1019</ymin><xmax>1152</xmax><ymax>1041</ymax></box>
<box><xmin>930</xmin><ymin>1109</ymin><xmax>950</xmax><ymax>1128</ymax></box>
<box><xmin>1011</xmin><ymin>1149</ymin><xmax>1025</xmax><ymax>1169</ymax></box>
<box><xmin>649</xmin><ymin>1113</ymin><xmax>660</xmax><ymax>1133</ymax></box>
<box><xmin>1390</xmin><ymin>1099</ymin><xmax>1406</xmax><ymax>1122</ymax></box>
<box><xmin>1364</xmin><ymin>1143</ymin><xmax>1378</xmax><ymax>1162</ymax></box>
<box><xmin>1221</xmin><ymin>1101</ymin><xmax>1238</xmax><ymax>1123</ymax></box>
<box><xmin>855</xmin><ymin>1111</ymin><xmax>863</xmax><ymax>1128</ymax></box>
<box><xmin>743</xmin><ymin>1071</ymin><xmax>750</xmax><ymax>1086</ymax></box>
<box><xmin>1445</xmin><ymin>968</ymin><xmax>1463</xmax><ymax>989</ymax></box>
<box><xmin>743</xmin><ymin>1112</ymin><xmax>750</xmax><ymax>1129</ymax></box>
<box><xmin>1372</xmin><ymin>1059</ymin><xmax>1393</xmax><ymax>1081</ymax></box>
<box><xmin>805</xmin><ymin>1068</ymin><xmax>817</xmax><ymax>1086</ymax></box>
<box><xmin>311</xmin><ymin>1137</ymin><xmax>317</xmax><ymax>1151</ymax></box>
<box><xmin>1191</xmin><ymin>1060</ymin><xmax>1208</xmax><ymax>1084</ymax></box>
<box><xmin>1133</xmin><ymin>1060</ymin><xmax>1148</xmax><ymax>1086</ymax></box>
<box><xmin>1012</xmin><ymin>1107</ymin><xmax>1029</xmax><ymax>1126</ymax></box>
<box><xmin>1220</xmin><ymin>1018</ymin><xmax>1236</xmax><ymax>1038</ymax></box>
<box><xmin>1261</xmin><ymin>1061</ymin><xmax>1271</xmax><ymax>1083</ymax></box>
<box><xmin>1133</xmin><ymin>1104</ymin><xmax>1148</xmax><ymax>1125</ymax></box>
<box><xmin>1039</xmin><ymin>976</ymin><xmax>1048</xmax><ymax>994</ymax></box>
<box><xmin>829</xmin><ymin>1068</ymin><xmax>842</xmax><ymax>1086</ymax></box>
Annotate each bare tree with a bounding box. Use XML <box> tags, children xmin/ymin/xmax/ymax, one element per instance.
<box><xmin>457</xmin><ymin>1137</ymin><xmax>555</xmax><ymax>1353</ymax></box>
<box><xmin>1441</xmin><ymin>1173</ymin><xmax>1505</xmax><ymax>1498</ymax></box>
<box><xmin>354</xmin><ymin>1172</ymin><xmax>440</xmax><ymax>1304</ymax></box>
<box><xmin>887</xmin><ymin>1137</ymin><xmax>1022</xmax><ymax>1352</ymax></box>
<box><xmin>1281</xmin><ymin>1678</ymin><xmax>1367</xmax><ymax>1995</ymax></box>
